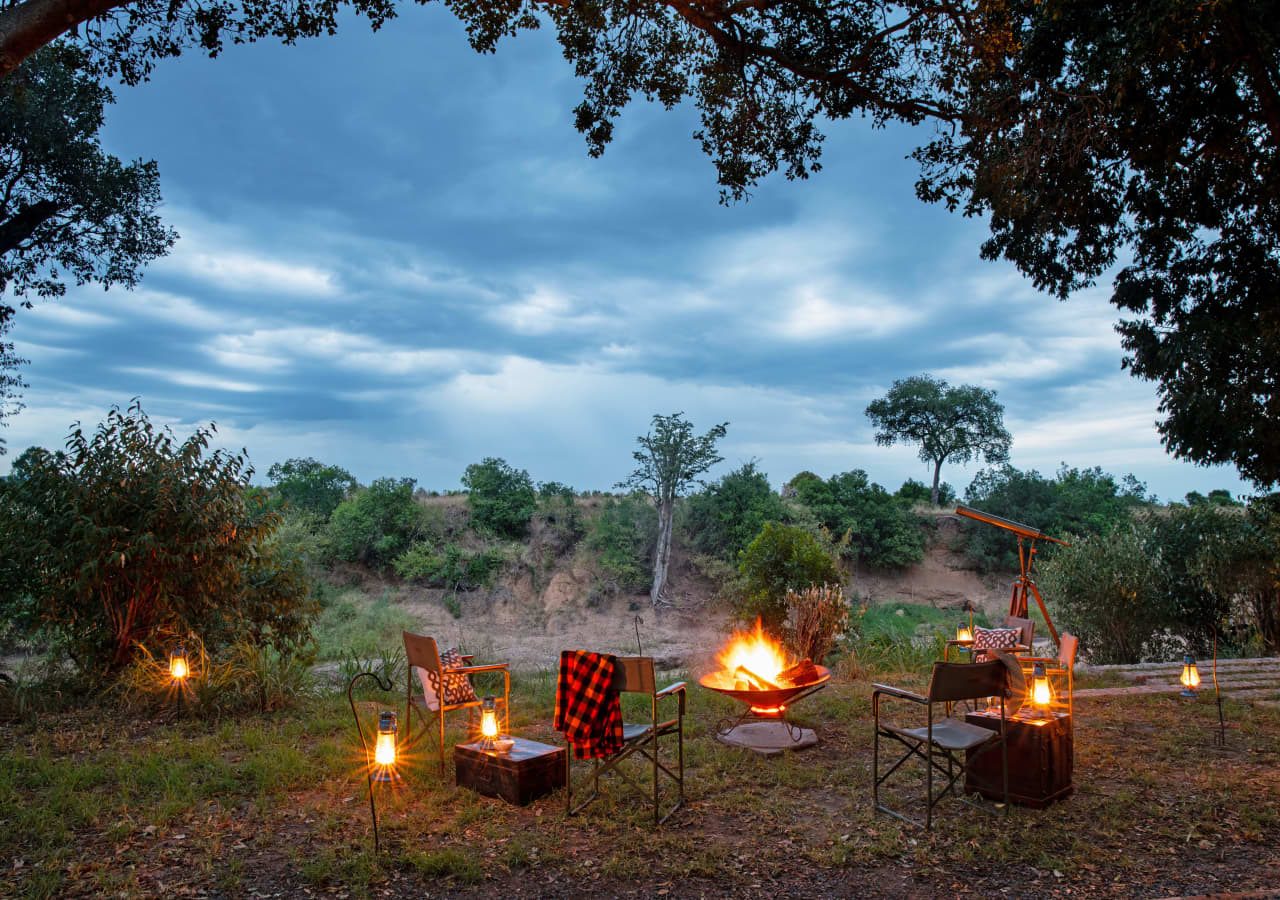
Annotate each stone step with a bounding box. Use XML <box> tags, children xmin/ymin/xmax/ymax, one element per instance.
<box><xmin>1076</xmin><ymin>678</ymin><xmax>1280</xmax><ymax>698</ymax></box>
<box><xmin>1080</xmin><ymin>660</ymin><xmax>1280</xmax><ymax>670</ymax></box>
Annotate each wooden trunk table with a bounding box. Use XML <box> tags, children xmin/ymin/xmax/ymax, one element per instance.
<box><xmin>455</xmin><ymin>737</ymin><xmax>566</xmax><ymax>806</ymax></box>
<box><xmin>964</xmin><ymin>709</ymin><xmax>1073</xmax><ymax>809</ymax></box>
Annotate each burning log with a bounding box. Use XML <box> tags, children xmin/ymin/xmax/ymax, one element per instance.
<box><xmin>733</xmin><ymin>665</ymin><xmax>781</xmax><ymax>691</ymax></box>
<box><xmin>778</xmin><ymin>659</ymin><xmax>819</xmax><ymax>687</ymax></box>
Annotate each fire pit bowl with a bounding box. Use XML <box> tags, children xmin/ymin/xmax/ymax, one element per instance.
<box><xmin>698</xmin><ymin>622</ymin><xmax>832</xmax><ymax>754</ymax></box>
<box><xmin>698</xmin><ymin>667</ymin><xmax>831</xmax><ymax>714</ymax></box>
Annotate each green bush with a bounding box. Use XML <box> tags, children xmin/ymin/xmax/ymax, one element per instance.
<box><xmin>1039</xmin><ymin>523</ymin><xmax>1173</xmax><ymax>664</ymax></box>
<box><xmin>462</xmin><ymin>457</ymin><xmax>537</xmax><ymax>538</ymax></box>
<box><xmin>962</xmin><ymin>464</ymin><xmax>1149</xmax><ymax>572</ymax></box>
<box><xmin>266</xmin><ymin>457</ymin><xmax>357</xmax><ymax>520</ymax></box>
<box><xmin>683</xmin><ymin>461</ymin><xmax>787</xmax><ymax>561</ymax></box>
<box><xmin>586</xmin><ymin>495</ymin><xmax>657</xmax><ymax>593</ymax></box>
<box><xmin>393</xmin><ymin>541</ymin><xmax>507</xmax><ymax>590</ymax></box>
<box><xmin>896</xmin><ymin>478</ymin><xmax>956</xmax><ymax>507</ymax></box>
<box><xmin>788</xmin><ymin>469</ymin><xmax>924</xmax><ymax>569</ymax></box>
<box><xmin>328</xmin><ymin>478</ymin><xmax>433</xmax><ymax>569</ymax></box>
<box><xmin>0</xmin><ymin>403</ymin><xmax>316</xmax><ymax>676</ymax></box>
<box><xmin>738</xmin><ymin>522</ymin><xmax>842</xmax><ymax>629</ymax></box>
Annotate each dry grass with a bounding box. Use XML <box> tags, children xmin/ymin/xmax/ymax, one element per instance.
<box><xmin>2</xmin><ymin>668</ymin><xmax>1279</xmax><ymax>898</ymax></box>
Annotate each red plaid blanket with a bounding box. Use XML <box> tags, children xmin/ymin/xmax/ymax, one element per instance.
<box><xmin>554</xmin><ymin>650</ymin><xmax>623</xmax><ymax>760</ymax></box>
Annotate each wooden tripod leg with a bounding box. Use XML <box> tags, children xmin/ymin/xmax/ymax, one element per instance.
<box><xmin>1027</xmin><ymin>581</ymin><xmax>1060</xmax><ymax>646</ymax></box>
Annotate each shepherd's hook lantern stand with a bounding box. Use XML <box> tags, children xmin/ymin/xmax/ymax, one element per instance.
<box><xmin>347</xmin><ymin>671</ymin><xmax>398</xmax><ymax>853</ymax></box>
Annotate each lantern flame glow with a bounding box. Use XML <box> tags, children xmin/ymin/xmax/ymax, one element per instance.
<box><xmin>1031</xmin><ymin>662</ymin><xmax>1052</xmax><ymax>708</ymax></box>
<box><xmin>373</xmin><ymin>710</ymin><xmax>397</xmax><ymax>771</ymax></box>
<box><xmin>1180</xmin><ymin>655</ymin><xmax>1201</xmax><ymax>695</ymax></box>
<box><xmin>169</xmin><ymin>646</ymin><xmax>189</xmax><ymax>681</ymax></box>
<box><xmin>480</xmin><ymin>697</ymin><xmax>499</xmax><ymax>741</ymax></box>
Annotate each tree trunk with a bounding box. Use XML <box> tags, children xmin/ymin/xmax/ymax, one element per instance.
<box><xmin>930</xmin><ymin>458</ymin><xmax>944</xmax><ymax>507</ymax></box>
<box><xmin>650</xmin><ymin>496</ymin><xmax>674</xmax><ymax>607</ymax></box>
<box><xmin>0</xmin><ymin>0</ymin><xmax>126</xmax><ymax>78</ymax></box>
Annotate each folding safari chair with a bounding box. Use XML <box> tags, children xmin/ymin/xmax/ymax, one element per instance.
<box><xmin>873</xmin><ymin>659</ymin><xmax>1010</xmax><ymax>830</ymax></box>
<box><xmin>402</xmin><ymin>631</ymin><xmax>510</xmax><ymax>773</ymax></box>
<box><xmin>562</xmin><ymin>655</ymin><xmax>686</xmax><ymax>825</ymax></box>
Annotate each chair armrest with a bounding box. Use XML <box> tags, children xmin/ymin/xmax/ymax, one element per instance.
<box><xmin>945</xmin><ymin>639</ymin><xmax>973</xmax><ymax>647</ymax></box>
<box><xmin>656</xmin><ymin>681</ymin><xmax>687</xmax><ymax>715</ymax></box>
<box><xmin>871</xmin><ymin>684</ymin><xmax>928</xmax><ymax>704</ymax></box>
<box><xmin>451</xmin><ymin>663</ymin><xmax>509</xmax><ymax>674</ymax></box>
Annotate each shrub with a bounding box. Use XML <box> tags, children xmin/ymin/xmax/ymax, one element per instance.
<box><xmin>328</xmin><ymin>478</ymin><xmax>433</xmax><ymax>569</ymax></box>
<box><xmin>115</xmin><ymin>637</ymin><xmax>315</xmax><ymax>716</ymax></box>
<box><xmin>266</xmin><ymin>457</ymin><xmax>358</xmax><ymax>520</ymax></box>
<box><xmin>738</xmin><ymin>522</ymin><xmax>842</xmax><ymax>629</ymax></box>
<box><xmin>393</xmin><ymin>541</ymin><xmax>507</xmax><ymax>590</ymax></box>
<box><xmin>896</xmin><ymin>478</ymin><xmax>956</xmax><ymax>507</ymax></box>
<box><xmin>312</xmin><ymin>590</ymin><xmax>418</xmax><ymax>661</ymax></box>
<box><xmin>962</xmin><ymin>464</ymin><xmax>1149</xmax><ymax>572</ymax></box>
<box><xmin>784</xmin><ymin>584</ymin><xmax>847</xmax><ymax>664</ymax></box>
<box><xmin>789</xmin><ymin>469</ymin><xmax>924</xmax><ymax>569</ymax></box>
<box><xmin>683</xmin><ymin>461</ymin><xmax>788</xmax><ymax>561</ymax></box>
<box><xmin>1039</xmin><ymin>523</ymin><xmax>1173</xmax><ymax>664</ymax></box>
<box><xmin>586</xmin><ymin>495</ymin><xmax>657</xmax><ymax>593</ymax></box>
<box><xmin>0</xmin><ymin>403</ymin><xmax>316</xmax><ymax>676</ymax></box>
<box><xmin>462</xmin><ymin>457</ymin><xmax>537</xmax><ymax>538</ymax></box>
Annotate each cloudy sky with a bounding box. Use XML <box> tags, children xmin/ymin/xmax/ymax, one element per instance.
<box><xmin>1</xmin><ymin>7</ymin><xmax>1251</xmax><ymax>502</ymax></box>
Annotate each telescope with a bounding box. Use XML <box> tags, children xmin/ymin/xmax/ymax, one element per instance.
<box><xmin>955</xmin><ymin>504</ymin><xmax>1069</xmax><ymax>647</ymax></box>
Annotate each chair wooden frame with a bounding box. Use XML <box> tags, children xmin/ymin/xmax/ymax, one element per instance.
<box><xmin>873</xmin><ymin>659</ymin><xmax>1010</xmax><ymax>830</ymax></box>
<box><xmin>563</xmin><ymin>656</ymin><xmax>686</xmax><ymax>825</ymax></box>
<box><xmin>1020</xmin><ymin>632</ymin><xmax>1078</xmax><ymax>719</ymax></box>
<box><xmin>402</xmin><ymin>631</ymin><xmax>510</xmax><ymax>773</ymax></box>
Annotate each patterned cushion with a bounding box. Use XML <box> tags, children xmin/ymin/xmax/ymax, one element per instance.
<box><xmin>423</xmin><ymin>647</ymin><xmax>478</xmax><ymax>706</ymax></box>
<box><xmin>972</xmin><ymin>626</ymin><xmax>1019</xmax><ymax>662</ymax></box>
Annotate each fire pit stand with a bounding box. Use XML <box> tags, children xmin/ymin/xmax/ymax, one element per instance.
<box><xmin>699</xmin><ymin>668</ymin><xmax>831</xmax><ymax>756</ymax></box>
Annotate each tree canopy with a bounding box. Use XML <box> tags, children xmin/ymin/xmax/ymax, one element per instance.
<box><xmin>865</xmin><ymin>374</ymin><xmax>1011</xmax><ymax>506</ymax></box>
<box><xmin>2</xmin><ymin>0</ymin><xmax>1275</xmax><ymax>484</ymax></box>
<box><xmin>266</xmin><ymin>456</ymin><xmax>357</xmax><ymax>521</ymax></box>
<box><xmin>620</xmin><ymin>411</ymin><xmax>727</xmax><ymax>606</ymax></box>
<box><xmin>0</xmin><ymin>44</ymin><xmax>174</xmax><ymax>302</ymax></box>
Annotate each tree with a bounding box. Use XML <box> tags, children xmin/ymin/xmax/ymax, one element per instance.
<box><xmin>789</xmin><ymin>469</ymin><xmax>924</xmax><ymax>570</ymax></box>
<box><xmin>865</xmin><ymin>375</ymin><xmax>1011</xmax><ymax>506</ymax></box>
<box><xmin>737</xmin><ymin>522</ymin><xmax>841</xmax><ymax>630</ymax></box>
<box><xmin>461</xmin><ymin>456</ymin><xmax>537</xmax><ymax>539</ymax></box>
<box><xmin>0</xmin><ymin>308</ymin><xmax>25</xmax><ymax>455</ymax></box>
<box><xmin>619</xmin><ymin>412</ymin><xmax>727</xmax><ymax>606</ymax></box>
<box><xmin>266</xmin><ymin>456</ymin><xmax>357</xmax><ymax>520</ymax></box>
<box><xmin>327</xmin><ymin>477</ymin><xmax>430</xmax><ymax>569</ymax></box>
<box><xmin>5</xmin><ymin>2</ymin><xmax>1274</xmax><ymax>483</ymax></box>
<box><xmin>0</xmin><ymin>402</ymin><xmax>314</xmax><ymax>675</ymax></box>
<box><xmin>0</xmin><ymin>44</ymin><xmax>174</xmax><ymax>302</ymax></box>
<box><xmin>683</xmin><ymin>461</ymin><xmax>787</xmax><ymax>562</ymax></box>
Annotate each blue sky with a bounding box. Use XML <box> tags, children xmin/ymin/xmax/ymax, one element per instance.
<box><xmin>1</xmin><ymin>6</ymin><xmax>1252</xmax><ymax>502</ymax></box>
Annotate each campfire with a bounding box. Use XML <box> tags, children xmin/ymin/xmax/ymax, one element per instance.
<box><xmin>699</xmin><ymin>620</ymin><xmax>830</xmax><ymax>719</ymax></box>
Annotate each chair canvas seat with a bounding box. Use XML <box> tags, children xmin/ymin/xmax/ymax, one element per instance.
<box><xmin>873</xmin><ymin>659</ymin><xmax>1011</xmax><ymax>830</ymax></box>
<box><xmin>889</xmin><ymin>718</ymin><xmax>999</xmax><ymax>752</ymax></box>
<box><xmin>561</xmin><ymin>654</ymin><xmax>687</xmax><ymax>825</ymax></box>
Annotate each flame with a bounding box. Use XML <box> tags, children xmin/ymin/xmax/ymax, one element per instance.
<box><xmin>1181</xmin><ymin>661</ymin><xmax>1201</xmax><ymax>690</ymax></box>
<box><xmin>1032</xmin><ymin>675</ymin><xmax>1052</xmax><ymax>707</ymax></box>
<box><xmin>716</xmin><ymin>619</ymin><xmax>791</xmax><ymax>686</ymax></box>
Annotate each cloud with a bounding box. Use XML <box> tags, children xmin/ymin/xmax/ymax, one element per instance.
<box><xmin>120</xmin><ymin>366</ymin><xmax>263</xmax><ymax>394</ymax></box>
<box><xmin>204</xmin><ymin>327</ymin><xmax>488</xmax><ymax>378</ymax></box>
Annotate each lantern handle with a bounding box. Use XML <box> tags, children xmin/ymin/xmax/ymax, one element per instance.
<box><xmin>346</xmin><ymin>671</ymin><xmax>394</xmax><ymax>853</ymax></box>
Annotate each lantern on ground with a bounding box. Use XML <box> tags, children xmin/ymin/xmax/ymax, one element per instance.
<box><xmin>372</xmin><ymin>710</ymin><xmax>398</xmax><ymax>781</ymax></box>
<box><xmin>479</xmin><ymin>696</ymin><xmax>499</xmax><ymax>749</ymax></box>
<box><xmin>1180</xmin><ymin>655</ymin><xmax>1201</xmax><ymax>698</ymax></box>
<box><xmin>169</xmin><ymin>644</ymin><xmax>189</xmax><ymax>681</ymax></box>
<box><xmin>1031</xmin><ymin>662</ymin><xmax>1053</xmax><ymax>711</ymax></box>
